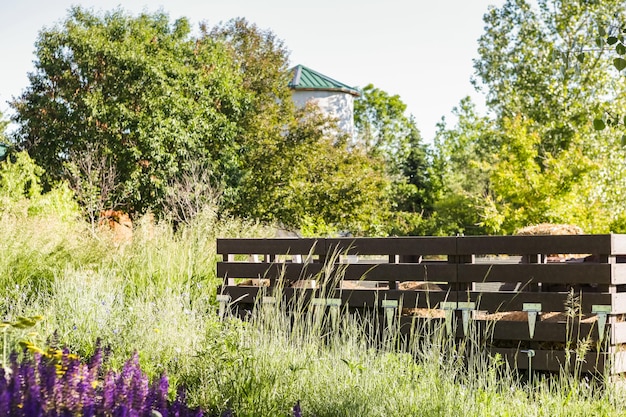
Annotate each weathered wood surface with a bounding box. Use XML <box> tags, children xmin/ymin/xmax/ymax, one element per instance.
<box><xmin>216</xmin><ymin>235</ymin><xmax>626</xmax><ymax>373</ymax></box>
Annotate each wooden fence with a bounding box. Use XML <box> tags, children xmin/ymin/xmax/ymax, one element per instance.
<box><xmin>216</xmin><ymin>235</ymin><xmax>626</xmax><ymax>374</ymax></box>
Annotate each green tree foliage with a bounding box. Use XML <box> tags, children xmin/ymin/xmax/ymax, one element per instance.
<box><xmin>354</xmin><ymin>84</ymin><xmax>436</xmax><ymax>235</ymax></box>
<box><xmin>479</xmin><ymin>116</ymin><xmax>596</xmax><ymax>233</ymax></box>
<box><xmin>235</xmin><ymin>103</ymin><xmax>391</xmax><ymax>235</ymax></box>
<box><xmin>0</xmin><ymin>151</ymin><xmax>79</xmax><ymax>220</ymax></box>
<box><xmin>593</xmin><ymin>19</ymin><xmax>626</xmax><ymax>142</ymax></box>
<box><xmin>0</xmin><ymin>110</ymin><xmax>8</xmax><ymax>141</ymax></box>
<box><xmin>204</xmin><ymin>18</ymin><xmax>294</xmax><ymax>206</ymax></box>
<box><xmin>13</xmin><ymin>8</ymin><xmax>391</xmax><ymax>233</ymax></box>
<box><xmin>474</xmin><ymin>0</ymin><xmax>626</xmax><ymax>153</ymax></box>
<box><xmin>13</xmin><ymin>7</ymin><xmax>248</xmax><ymax>214</ymax></box>
<box><xmin>354</xmin><ymin>84</ymin><xmax>413</xmax><ymax>171</ymax></box>
<box><xmin>431</xmin><ymin>98</ymin><xmax>496</xmax><ymax>235</ymax></box>
<box><xmin>431</xmin><ymin>0</ymin><xmax>626</xmax><ymax>234</ymax></box>
<box><xmin>0</xmin><ymin>111</ymin><xmax>8</xmax><ymax>162</ymax></box>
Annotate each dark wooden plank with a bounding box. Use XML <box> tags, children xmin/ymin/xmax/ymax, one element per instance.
<box><xmin>387</xmin><ymin>289</ymin><xmax>458</xmax><ymax>309</ymax></box>
<box><xmin>457</xmin><ymin>264</ymin><xmax>612</xmax><ymax>284</ymax></box>
<box><xmin>217</xmin><ymin>262</ymin><xmax>323</xmax><ymax>281</ymax></box>
<box><xmin>220</xmin><ymin>285</ymin><xmax>262</xmax><ymax>305</ymax></box>
<box><xmin>326</xmin><ymin>237</ymin><xmax>457</xmax><ymax>256</ymax></box>
<box><xmin>338</xmin><ymin>263</ymin><xmax>457</xmax><ymax>282</ymax></box>
<box><xmin>217</xmin><ymin>238</ymin><xmax>325</xmax><ymax>255</ymax></box>
<box><xmin>466</xmin><ymin>292</ymin><xmax>612</xmax><ymax>314</ymax></box>
<box><xmin>457</xmin><ymin>235</ymin><xmax>613</xmax><ymax>256</ymax></box>
<box><xmin>475</xmin><ymin>320</ymin><xmax>598</xmax><ymax>343</ymax></box>
<box><xmin>488</xmin><ymin>348</ymin><xmax>606</xmax><ymax>373</ymax></box>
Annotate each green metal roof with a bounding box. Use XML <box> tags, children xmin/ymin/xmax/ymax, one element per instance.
<box><xmin>289</xmin><ymin>65</ymin><xmax>360</xmax><ymax>97</ymax></box>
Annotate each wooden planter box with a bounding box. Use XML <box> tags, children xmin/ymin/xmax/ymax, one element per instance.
<box><xmin>216</xmin><ymin>235</ymin><xmax>626</xmax><ymax>374</ymax></box>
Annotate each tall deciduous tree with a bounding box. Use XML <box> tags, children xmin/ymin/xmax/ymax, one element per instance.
<box><xmin>431</xmin><ymin>97</ymin><xmax>497</xmax><ymax>235</ymax></box>
<box><xmin>354</xmin><ymin>84</ymin><xmax>437</xmax><ymax>235</ymax></box>
<box><xmin>431</xmin><ymin>0</ymin><xmax>626</xmax><ymax>234</ymax></box>
<box><xmin>13</xmin><ymin>7</ymin><xmax>249</xmax><ymax>214</ymax></box>
<box><xmin>354</xmin><ymin>84</ymin><xmax>413</xmax><ymax>171</ymax></box>
<box><xmin>13</xmin><ymin>8</ymin><xmax>392</xmax><ymax>233</ymax></box>
<box><xmin>474</xmin><ymin>0</ymin><xmax>626</xmax><ymax>153</ymax></box>
<box><xmin>235</xmin><ymin>102</ymin><xmax>391</xmax><ymax>235</ymax></box>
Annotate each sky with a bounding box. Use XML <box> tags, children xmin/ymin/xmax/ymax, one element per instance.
<box><xmin>0</xmin><ymin>0</ymin><xmax>505</xmax><ymax>143</ymax></box>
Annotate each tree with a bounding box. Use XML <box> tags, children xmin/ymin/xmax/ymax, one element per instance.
<box><xmin>234</xmin><ymin>102</ymin><xmax>392</xmax><ymax>235</ymax></box>
<box><xmin>13</xmin><ymin>8</ymin><xmax>392</xmax><ymax>233</ymax></box>
<box><xmin>431</xmin><ymin>97</ymin><xmax>497</xmax><ymax>235</ymax></box>
<box><xmin>354</xmin><ymin>84</ymin><xmax>438</xmax><ymax>235</ymax></box>
<box><xmin>478</xmin><ymin>116</ymin><xmax>596</xmax><ymax>234</ymax></box>
<box><xmin>428</xmin><ymin>0</ymin><xmax>626</xmax><ymax>234</ymax></box>
<box><xmin>354</xmin><ymin>84</ymin><xmax>413</xmax><ymax>171</ymax></box>
<box><xmin>12</xmin><ymin>7</ymin><xmax>250</xmax><ymax>214</ymax></box>
<box><xmin>473</xmin><ymin>0</ymin><xmax>626</xmax><ymax>154</ymax></box>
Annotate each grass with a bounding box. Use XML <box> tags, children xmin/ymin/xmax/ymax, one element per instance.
<box><xmin>0</xmin><ymin>204</ymin><xmax>625</xmax><ymax>416</ymax></box>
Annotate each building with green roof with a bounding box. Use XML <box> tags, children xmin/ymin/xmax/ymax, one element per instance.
<box><xmin>289</xmin><ymin>65</ymin><xmax>360</xmax><ymax>137</ymax></box>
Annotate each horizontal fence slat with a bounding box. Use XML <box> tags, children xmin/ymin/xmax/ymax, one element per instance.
<box><xmin>217</xmin><ymin>262</ymin><xmax>323</xmax><ymax>281</ymax></box>
<box><xmin>338</xmin><ymin>263</ymin><xmax>457</xmax><ymax>282</ymax></box>
<box><xmin>217</xmin><ymin>238</ymin><xmax>325</xmax><ymax>255</ymax></box>
<box><xmin>326</xmin><ymin>237</ymin><xmax>457</xmax><ymax>256</ymax></box>
<box><xmin>465</xmin><ymin>291</ymin><xmax>613</xmax><ymax>314</ymax></box>
<box><xmin>481</xmin><ymin>320</ymin><xmax>598</xmax><ymax>343</ymax></box>
<box><xmin>457</xmin><ymin>264</ymin><xmax>612</xmax><ymax>284</ymax></box>
<box><xmin>488</xmin><ymin>348</ymin><xmax>606</xmax><ymax>373</ymax></box>
<box><xmin>457</xmin><ymin>235</ymin><xmax>614</xmax><ymax>255</ymax></box>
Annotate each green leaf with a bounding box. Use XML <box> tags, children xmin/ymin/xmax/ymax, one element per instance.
<box><xmin>576</xmin><ymin>53</ymin><xmax>585</xmax><ymax>63</ymax></box>
<box><xmin>15</xmin><ymin>316</ymin><xmax>37</xmax><ymax>328</ymax></box>
<box><xmin>593</xmin><ymin>118</ymin><xmax>606</xmax><ymax>130</ymax></box>
<box><xmin>599</xmin><ymin>26</ymin><xmax>607</xmax><ymax>37</ymax></box>
<box><xmin>617</xmin><ymin>43</ymin><xmax>626</xmax><ymax>55</ymax></box>
<box><xmin>596</xmin><ymin>37</ymin><xmax>605</xmax><ymax>48</ymax></box>
<box><xmin>622</xmin><ymin>135</ymin><xmax>626</xmax><ymax>147</ymax></box>
<box><xmin>608</xmin><ymin>36</ymin><xmax>619</xmax><ymax>45</ymax></box>
<box><xmin>613</xmin><ymin>57</ymin><xmax>626</xmax><ymax>71</ymax></box>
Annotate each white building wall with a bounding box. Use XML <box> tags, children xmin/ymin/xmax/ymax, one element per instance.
<box><xmin>291</xmin><ymin>90</ymin><xmax>355</xmax><ymax>138</ymax></box>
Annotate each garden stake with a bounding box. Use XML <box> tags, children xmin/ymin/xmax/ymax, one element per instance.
<box><xmin>523</xmin><ymin>303</ymin><xmax>542</xmax><ymax>339</ymax></box>
<box><xmin>327</xmin><ymin>298</ymin><xmax>342</xmax><ymax>329</ymax></box>
<box><xmin>521</xmin><ymin>349</ymin><xmax>535</xmax><ymax>385</ymax></box>
<box><xmin>382</xmin><ymin>299</ymin><xmax>399</xmax><ymax>329</ymax></box>
<box><xmin>592</xmin><ymin>305</ymin><xmax>612</xmax><ymax>343</ymax></box>
<box><xmin>458</xmin><ymin>302</ymin><xmax>475</xmax><ymax>336</ymax></box>
<box><xmin>216</xmin><ymin>294</ymin><xmax>231</xmax><ymax>320</ymax></box>
<box><xmin>440</xmin><ymin>302</ymin><xmax>457</xmax><ymax>335</ymax></box>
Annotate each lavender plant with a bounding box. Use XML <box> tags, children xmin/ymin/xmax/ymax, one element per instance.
<box><xmin>0</xmin><ymin>348</ymin><xmax>203</xmax><ymax>417</ymax></box>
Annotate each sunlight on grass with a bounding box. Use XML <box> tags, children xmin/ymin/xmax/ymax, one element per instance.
<box><xmin>0</xmin><ymin>205</ymin><xmax>624</xmax><ymax>416</ymax></box>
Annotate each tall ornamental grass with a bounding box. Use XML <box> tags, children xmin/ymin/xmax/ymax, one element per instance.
<box><xmin>0</xmin><ymin>180</ymin><xmax>624</xmax><ymax>415</ymax></box>
<box><xmin>181</xmin><ymin>293</ymin><xmax>624</xmax><ymax>417</ymax></box>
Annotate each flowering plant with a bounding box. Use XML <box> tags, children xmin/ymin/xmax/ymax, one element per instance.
<box><xmin>0</xmin><ymin>347</ymin><xmax>202</xmax><ymax>417</ymax></box>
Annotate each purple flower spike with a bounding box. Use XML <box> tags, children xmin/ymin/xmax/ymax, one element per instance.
<box><xmin>293</xmin><ymin>401</ymin><xmax>302</xmax><ymax>417</ymax></box>
<box><xmin>0</xmin><ymin>368</ymin><xmax>9</xmax><ymax>415</ymax></box>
